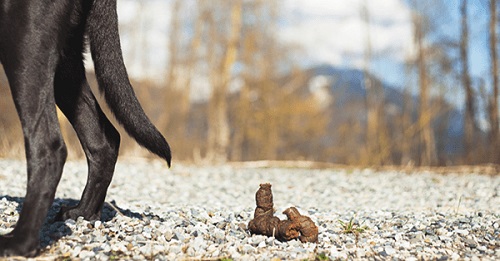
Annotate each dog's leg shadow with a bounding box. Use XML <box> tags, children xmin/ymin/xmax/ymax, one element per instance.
<box><xmin>101</xmin><ymin>200</ymin><xmax>145</xmax><ymax>221</ymax></box>
<box><xmin>0</xmin><ymin>196</ymin><xmax>159</xmax><ymax>250</ymax></box>
<box><xmin>38</xmin><ymin>198</ymin><xmax>79</xmax><ymax>249</ymax></box>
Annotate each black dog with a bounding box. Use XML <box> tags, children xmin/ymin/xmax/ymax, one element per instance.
<box><xmin>0</xmin><ymin>0</ymin><xmax>171</xmax><ymax>256</ymax></box>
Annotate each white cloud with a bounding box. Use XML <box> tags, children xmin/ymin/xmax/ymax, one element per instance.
<box><xmin>112</xmin><ymin>0</ymin><xmax>413</xmax><ymax>86</ymax></box>
<box><xmin>280</xmin><ymin>0</ymin><xmax>413</xmax><ymax>69</ymax></box>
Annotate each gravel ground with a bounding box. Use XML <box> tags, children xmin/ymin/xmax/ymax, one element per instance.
<box><xmin>0</xmin><ymin>158</ymin><xmax>499</xmax><ymax>260</ymax></box>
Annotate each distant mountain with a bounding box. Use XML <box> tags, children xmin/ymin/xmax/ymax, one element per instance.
<box><xmin>302</xmin><ymin>64</ymin><xmax>465</xmax><ymax>158</ymax></box>
<box><xmin>306</xmin><ymin>64</ymin><xmax>409</xmax><ymax>109</ymax></box>
<box><xmin>172</xmin><ymin>62</ymin><xmax>463</xmax><ymax>162</ymax></box>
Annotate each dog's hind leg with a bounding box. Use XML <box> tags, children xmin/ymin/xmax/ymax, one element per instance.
<box><xmin>0</xmin><ymin>33</ymin><xmax>67</xmax><ymax>258</ymax></box>
<box><xmin>54</xmin><ymin>50</ymin><xmax>120</xmax><ymax>222</ymax></box>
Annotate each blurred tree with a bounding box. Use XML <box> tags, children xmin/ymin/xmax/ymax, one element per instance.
<box><xmin>411</xmin><ymin>1</ymin><xmax>437</xmax><ymax>166</ymax></box>
<box><xmin>460</xmin><ymin>0</ymin><xmax>476</xmax><ymax>162</ymax></box>
<box><xmin>227</xmin><ymin>0</ymin><xmax>328</xmax><ymax>162</ymax></box>
<box><xmin>361</xmin><ymin>0</ymin><xmax>390</xmax><ymax>165</ymax></box>
<box><xmin>489</xmin><ymin>0</ymin><xmax>499</xmax><ymax>162</ymax></box>
<box><xmin>204</xmin><ymin>0</ymin><xmax>243</xmax><ymax>163</ymax></box>
<box><xmin>406</xmin><ymin>0</ymin><xmax>459</xmax><ymax>166</ymax></box>
<box><xmin>400</xmin><ymin>87</ymin><xmax>416</xmax><ymax>165</ymax></box>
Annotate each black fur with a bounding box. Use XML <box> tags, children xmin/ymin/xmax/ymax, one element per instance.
<box><xmin>0</xmin><ymin>0</ymin><xmax>171</xmax><ymax>256</ymax></box>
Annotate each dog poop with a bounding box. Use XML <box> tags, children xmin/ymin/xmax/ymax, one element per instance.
<box><xmin>248</xmin><ymin>183</ymin><xmax>318</xmax><ymax>243</ymax></box>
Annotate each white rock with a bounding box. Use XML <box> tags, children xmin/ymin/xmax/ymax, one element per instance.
<box><xmin>385</xmin><ymin>246</ymin><xmax>396</xmax><ymax>255</ymax></box>
<box><xmin>453</xmin><ymin>229</ymin><xmax>469</xmax><ymax>236</ymax></box>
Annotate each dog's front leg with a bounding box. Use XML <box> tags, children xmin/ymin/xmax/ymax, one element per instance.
<box><xmin>0</xmin><ymin>44</ymin><xmax>67</xmax><ymax>259</ymax></box>
<box><xmin>0</xmin><ymin>94</ymin><xmax>67</xmax><ymax>256</ymax></box>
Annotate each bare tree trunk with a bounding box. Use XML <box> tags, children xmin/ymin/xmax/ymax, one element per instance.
<box><xmin>166</xmin><ymin>0</ymin><xmax>181</xmax><ymax>88</ymax></box>
<box><xmin>489</xmin><ymin>0</ymin><xmax>499</xmax><ymax>163</ymax></box>
<box><xmin>177</xmin><ymin>0</ymin><xmax>204</xmax><ymax>139</ymax></box>
<box><xmin>207</xmin><ymin>0</ymin><xmax>243</xmax><ymax>163</ymax></box>
<box><xmin>158</xmin><ymin>0</ymin><xmax>182</xmax><ymax>132</ymax></box>
<box><xmin>401</xmin><ymin>89</ymin><xmax>413</xmax><ymax>165</ymax></box>
<box><xmin>361</xmin><ymin>0</ymin><xmax>379</xmax><ymax>165</ymax></box>
<box><xmin>460</xmin><ymin>0</ymin><xmax>475</xmax><ymax>163</ymax></box>
<box><xmin>231</xmin><ymin>84</ymin><xmax>250</xmax><ymax>161</ymax></box>
<box><xmin>361</xmin><ymin>0</ymin><xmax>390</xmax><ymax>166</ymax></box>
<box><xmin>130</xmin><ymin>1</ymin><xmax>144</xmax><ymax>73</ymax></box>
<box><xmin>413</xmin><ymin>7</ymin><xmax>436</xmax><ymax>166</ymax></box>
<box><xmin>140</xmin><ymin>3</ymin><xmax>150</xmax><ymax>75</ymax></box>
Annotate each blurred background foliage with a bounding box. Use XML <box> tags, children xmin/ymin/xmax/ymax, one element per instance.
<box><xmin>0</xmin><ymin>0</ymin><xmax>499</xmax><ymax>167</ymax></box>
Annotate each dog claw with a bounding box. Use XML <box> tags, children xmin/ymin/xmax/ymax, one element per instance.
<box><xmin>56</xmin><ymin>205</ymin><xmax>101</xmax><ymax>222</ymax></box>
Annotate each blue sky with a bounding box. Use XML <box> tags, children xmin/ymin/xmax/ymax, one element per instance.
<box><xmin>115</xmin><ymin>0</ymin><xmax>493</xmax><ymax>93</ymax></box>
<box><xmin>279</xmin><ymin>0</ymin><xmax>413</xmax><ymax>86</ymax></box>
<box><xmin>278</xmin><ymin>0</ymin><xmax>492</xmax><ymax>88</ymax></box>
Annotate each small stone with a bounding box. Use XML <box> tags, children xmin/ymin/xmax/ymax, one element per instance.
<box><xmin>169</xmin><ymin>245</ymin><xmax>182</xmax><ymax>254</ymax></box>
<box><xmin>78</xmin><ymin>250</ymin><xmax>94</xmax><ymax>259</ymax></box>
<box><xmin>345</xmin><ymin>243</ymin><xmax>356</xmax><ymax>249</ymax></box>
<box><xmin>191</xmin><ymin>237</ymin><xmax>206</xmax><ymax>252</ymax></box>
<box><xmin>241</xmin><ymin>244</ymin><xmax>255</xmax><ymax>254</ymax></box>
<box><xmin>239</xmin><ymin>211</ymin><xmax>249</xmax><ymax>220</ymax></box>
<box><xmin>437</xmin><ymin>255</ymin><xmax>448</xmax><ymax>261</ymax></box>
<box><xmin>94</xmin><ymin>235</ymin><xmax>107</xmax><ymax>243</ymax></box>
<box><xmin>125</xmin><ymin>226</ymin><xmax>134</xmax><ymax>233</ymax></box>
<box><xmin>356</xmin><ymin>248</ymin><xmax>366</xmax><ymax>257</ymax></box>
<box><xmin>453</xmin><ymin>229</ymin><xmax>469</xmax><ymax>236</ymax></box>
<box><xmin>266</xmin><ymin>236</ymin><xmax>276</xmax><ymax>245</ymax></box>
<box><xmin>153</xmin><ymin>244</ymin><xmax>166</xmax><ymax>254</ymax></box>
<box><xmin>399</xmin><ymin>240</ymin><xmax>411</xmax><ymax>249</ymax></box>
<box><xmin>142</xmin><ymin>231</ymin><xmax>152</xmax><ymax>239</ymax></box>
<box><xmin>94</xmin><ymin>220</ymin><xmax>102</xmax><ymax>229</ymax></box>
<box><xmin>250</xmin><ymin>235</ymin><xmax>266</xmax><ymax>246</ymax></box>
<box><xmin>465</xmin><ymin>238</ymin><xmax>477</xmax><ymax>248</ymax></box>
<box><xmin>164</xmin><ymin>230</ymin><xmax>174</xmax><ymax>241</ymax></box>
<box><xmin>186</xmin><ymin>246</ymin><xmax>196</xmax><ymax>256</ymax></box>
<box><xmin>139</xmin><ymin>245</ymin><xmax>152</xmax><ymax>256</ymax></box>
<box><xmin>174</xmin><ymin>231</ymin><xmax>185</xmax><ymax>242</ymax></box>
<box><xmin>477</xmin><ymin>245</ymin><xmax>487</xmax><ymax>252</ymax></box>
<box><xmin>210</xmin><ymin>215</ymin><xmax>224</xmax><ymax>225</ymax></box>
<box><xmin>384</xmin><ymin>246</ymin><xmax>396</xmax><ymax>255</ymax></box>
<box><xmin>71</xmin><ymin>246</ymin><xmax>82</xmax><ymax>257</ymax></box>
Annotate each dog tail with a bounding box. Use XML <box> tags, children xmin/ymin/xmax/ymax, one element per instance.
<box><xmin>86</xmin><ymin>0</ymin><xmax>171</xmax><ymax>166</ymax></box>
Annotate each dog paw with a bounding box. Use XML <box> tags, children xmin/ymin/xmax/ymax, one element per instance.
<box><xmin>56</xmin><ymin>205</ymin><xmax>101</xmax><ymax>222</ymax></box>
<box><xmin>0</xmin><ymin>234</ymin><xmax>39</xmax><ymax>257</ymax></box>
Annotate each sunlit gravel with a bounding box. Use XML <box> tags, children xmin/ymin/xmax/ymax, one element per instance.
<box><xmin>0</xmin><ymin>159</ymin><xmax>499</xmax><ymax>260</ymax></box>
